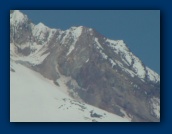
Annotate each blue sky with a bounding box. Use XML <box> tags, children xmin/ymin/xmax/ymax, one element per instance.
<box><xmin>21</xmin><ymin>10</ymin><xmax>160</xmax><ymax>74</ymax></box>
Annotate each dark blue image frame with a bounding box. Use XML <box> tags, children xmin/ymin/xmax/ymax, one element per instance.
<box><xmin>0</xmin><ymin>0</ymin><xmax>171</xmax><ymax>134</ymax></box>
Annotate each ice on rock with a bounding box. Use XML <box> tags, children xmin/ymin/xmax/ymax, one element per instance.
<box><xmin>66</xmin><ymin>26</ymin><xmax>83</xmax><ymax>56</ymax></box>
<box><xmin>86</xmin><ymin>59</ymin><xmax>89</xmax><ymax>63</ymax></box>
<box><xmin>99</xmin><ymin>50</ymin><xmax>108</xmax><ymax>59</ymax></box>
<box><xmin>146</xmin><ymin>67</ymin><xmax>160</xmax><ymax>83</ymax></box>
<box><xmin>95</xmin><ymin>38</ymin><xmax>103</xmax><ymax>49</ymax></box>
<box><xmin>150</xmin><ymin>97</ymin><xmax>160</xmax><ymax>119</ymax></box>
<box><xmin>109</xmin><ymin>59</ymin><xmax>116</xmax><ymax>68</ymax></box>
<box><xmin>132</xmin><ymin>56</ymin><xmax>146</xmax><ymax>79</ymax></box>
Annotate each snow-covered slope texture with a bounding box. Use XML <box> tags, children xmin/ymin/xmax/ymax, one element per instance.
<box><xmin>10</xmin><ymin>61</ymin><xmax>131</xmax><ymax>122</ymax></box>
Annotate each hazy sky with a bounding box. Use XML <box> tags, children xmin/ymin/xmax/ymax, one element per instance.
<box><xmin>21</xmin><ymin>10</ymin><xmax>160</xmax><ymax>74</ymax></box>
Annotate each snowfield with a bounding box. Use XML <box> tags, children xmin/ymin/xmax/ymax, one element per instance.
<box><xmin>10</xmin><ymin>61</ymin><xmax>131</xmax><ymax>122</ymax></box>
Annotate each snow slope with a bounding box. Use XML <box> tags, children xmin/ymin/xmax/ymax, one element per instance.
<box><xmin>10</xmin><ymin>61</ymin><xmax>131</xmax><ymax>122</ymax></box>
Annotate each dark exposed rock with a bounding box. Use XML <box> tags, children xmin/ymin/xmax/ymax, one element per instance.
<box><xmin>90</xmin><ymin>110</ymin><xmax>103</xmax><ymax>118</ymax></box>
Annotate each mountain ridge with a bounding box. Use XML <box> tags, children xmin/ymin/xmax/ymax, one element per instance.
<box><xmin>10</xmin><ymin>10</ymin><xmax>160</xmax><ymax>83</ymax></box>
<box><xmin>10</xmin><ymin>10</ymin><xmax>160</xmax><ymax>122</ymax></box>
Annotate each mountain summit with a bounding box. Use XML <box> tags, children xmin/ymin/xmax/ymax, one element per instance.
<box><xmin>10</xmin><ymin>10</ymin><xmax>160</xmax><ymax>122</ymax></box>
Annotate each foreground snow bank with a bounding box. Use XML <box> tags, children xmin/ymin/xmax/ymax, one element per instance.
<box><xmin>10</xmin><ymin>61</ymin><xmax>130</xmax><ymax>122</ymax></box>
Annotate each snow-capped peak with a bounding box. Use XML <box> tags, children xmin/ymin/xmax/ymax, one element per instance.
<box><xmin>69</xmin><ymin>26</ymin><xmax>83</xmax><ymax>38</ymax></box>
<box><xmin>10</xmin><ymin>10</ymin><xmax>28</xmax><ymax>25</ymax></box>
<box><xmin>65</xmin><ymin>26</ymin><xmax>83</xmax><ymax>56</ymax></box>
<box><xmin>36</xmin><ymin>22</ymin><xmax>49</xmax><ymax>29</ymax></box>
<box><xmin>105</xmin><ymin>38</ymin><xmax>160</xmax><ymax>83</ymax></box>
<box><xmin>33</xmin><ymin>22</ymin><xmax>50</xmax><ymax>32</ymax></box>
<box><xmin>32</xmin><ymin>22</ymin><xmax>52</xmax><ymax>44</ymax></box>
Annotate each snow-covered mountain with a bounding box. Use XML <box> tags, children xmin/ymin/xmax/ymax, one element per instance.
<box><xmin>10</xmin><ymin>10</ymin><xmax>160</xmax><ymax>122</ymax></box>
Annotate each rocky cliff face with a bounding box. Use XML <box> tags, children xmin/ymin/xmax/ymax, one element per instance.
<box><xmin>10</xmin><ymin>10</ymin><xmax>160</xmax><ymax>122</ymax></box>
